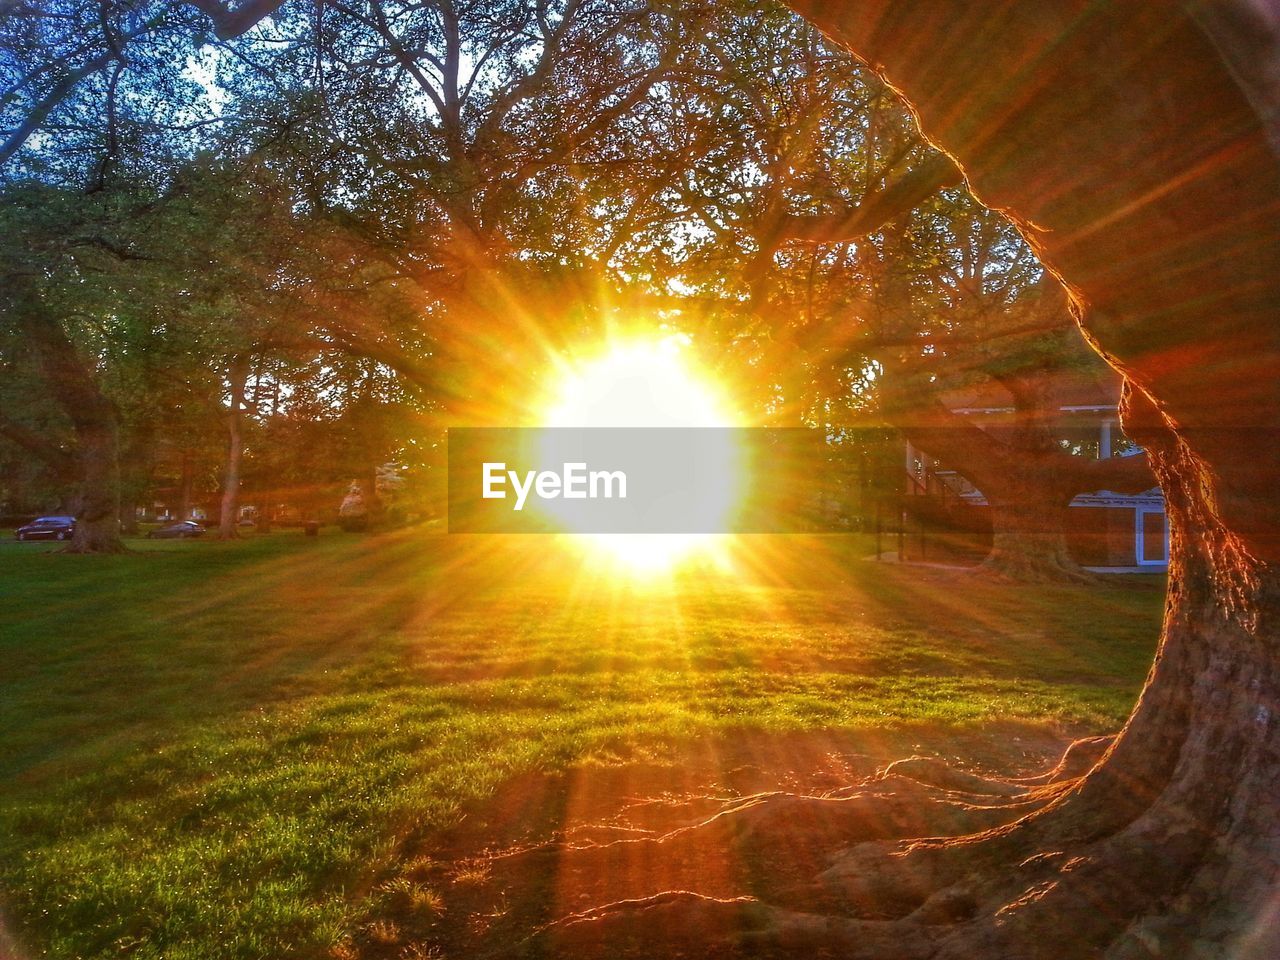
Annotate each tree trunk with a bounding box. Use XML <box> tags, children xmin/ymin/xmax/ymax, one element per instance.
<box><xmin>217</xmin><ymin>357</ymin><xmax>249</xmax><ymax>540</ymax></box>
<box><xmin>899</xmin><ymin>412</ymin><xmax>1100</xmax><ymax>582</ymax></box>
<box><xmin>914</xmin><ymin>406</ymin><xmax>1280</xmax><ymax>960</ymax></box>
<box><xmin>64</xmin><ymin>414</ymin><xmax>126</xmax><ymax>554</ymax></box>
<box><xmin>894</xmin><ymin>348</ymin><xmax>1137</xmax><ymax>581</ymax></box>
<box><xmin>976</xmin><ymin>375</ymin><xmax>1094</xmax><ymax>581</ymax></box>
<box><xmin>118</xmin><ymin>497</ymin><xmax>138</xmax><ymax>536</ymax></box>
<box><xmin>178</xmin><ymin>448</ymin><xmax>193</xmax><ymax>521</ymax></box>
<box><xmin>21</xmin><ymin>305</ymin><xmax>126</xmax><ymax>554</ymax></box>
<box><xmin>981</xmin><ymin>488</ymin><xmax>1089</xmax><ymax>582</ymax></box>
<box><xmin>776</xmin><ymin>1</ymin><xmax>1280</xmax><ymax>953</ymax></box>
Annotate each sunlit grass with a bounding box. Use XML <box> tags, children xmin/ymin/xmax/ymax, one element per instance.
<box><xmin>0</xmin><ymin>530</ymin><xmax>1163</xmax><ymax>960</ymax></box>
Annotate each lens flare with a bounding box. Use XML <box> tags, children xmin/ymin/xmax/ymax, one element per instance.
<box><xmin>540</xmin><ymin>335</ymin><xmax>741</xmax><ymax>575</ymax></box>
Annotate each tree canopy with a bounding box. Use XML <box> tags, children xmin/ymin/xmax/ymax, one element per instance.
<box><xmin>2</xmin><ymin>0</ymin><xmax>1122</xmax><ymax>561</ymax></box>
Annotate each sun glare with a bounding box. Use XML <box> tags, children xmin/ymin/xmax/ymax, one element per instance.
<box><xmin>539</xmin><ymin>335</ymin><xmax>741</xmax><ymax>575</ymax></box>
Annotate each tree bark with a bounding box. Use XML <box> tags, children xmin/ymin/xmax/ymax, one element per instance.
<box><xmin>178</xmin><ymin>448</ymin><xmax>194</xmax><ymax>521</ymax></box>
<box><xmin>21</xmin><ymin>306</ymin><xmax>126</xmax><ymax>553</ymax></box>
<box><xmin>64</xmin><ymin>413</ymin><xmax>125</xmax><ymax>553</ymax></box>
<box><xmin>980</xmin><ymin>489</ymin><xmax>1086</xmax><ymax>582</ymax></box>
<box><xmin>217</xmin><ymin>357</ymin><xmax>249</xmax><ymax>540</ymax></box>
<box><xmin>770</xmin><ymin>1</ymin><xmax>1280</xmax><ymax>952</ymax></box>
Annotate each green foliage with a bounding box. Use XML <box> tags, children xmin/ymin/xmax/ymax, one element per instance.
<box><xmin>4</xmin><ymin>1</ymin><xmax>1020</xmax><ymax>518</ymax></box>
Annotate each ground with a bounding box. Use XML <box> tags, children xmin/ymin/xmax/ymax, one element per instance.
<box><xmin>0</xmin><ymin>528</ymin><xmax>1163</xmax><ymax>960</ymax></box>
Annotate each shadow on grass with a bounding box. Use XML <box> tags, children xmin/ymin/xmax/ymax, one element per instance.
<box><xmin>0</xmin><ymin>531</ymin><xmax>1164</xmax><ymax>960</ymax></box>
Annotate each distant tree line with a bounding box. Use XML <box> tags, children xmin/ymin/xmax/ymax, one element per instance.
<box><xmin>1</xmin><ymin>0</ymin><xmax>1149</xmax><ymax>573</ymax></box>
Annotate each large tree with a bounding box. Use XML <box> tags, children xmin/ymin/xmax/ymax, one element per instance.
<box><xmin>867</xmin><ymin>203</ymin><xmax>1155</xmax><ymax>580</ymax></box>
<box><xmin>592</xmin><ymin>12</ymin><xmax>1147</xmax><ymax>578</ymax></box>
<box><xmin>187</xmin><ymin>0</ymin><xmax>725</xmax><ymax>413</ymax></box>
<box><xmin>518</xmin><ymin>3</ymin><xmax>1280</xmax><ymax>958</ymax></box>
<box><xmin>5</xmin><ymin>1</ymin><xmax>1279</xmax><ymax>955</ymax></box>
<box><xmin>0</xmin><ymin>184</ymin><xmax>156</xmax><ymax>552</ymax></box>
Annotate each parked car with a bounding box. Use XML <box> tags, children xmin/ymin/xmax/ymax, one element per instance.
<box><xmin>14</xmin><ymin>516</ymin><xmax>76</xmax><ymax>541</ymax></box>
<box><xmin>147</xmin><ymin>520</ymin><xmax>206</xmax><ymax>540</ymax></box>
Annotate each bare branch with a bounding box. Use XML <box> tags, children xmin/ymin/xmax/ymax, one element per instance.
<box><xmin>768</xmin><ymin>152</ymin><xmax>963</xmax><ymax>250</ymax></box>
<box><xmin>0</xmin><ymin>412</ymin><xmax>77</xmax><ymax>476</ymax></box>
<box><xmin>0</xmin><ymin>49</ymin><xmax>116</xmax><ymax>167</ymax></box>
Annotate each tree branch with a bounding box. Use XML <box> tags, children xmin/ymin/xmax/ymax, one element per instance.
<box><xmin>766</xmin><ymin>152</ymin><xmax>963</xmax><ymax>250</ymax></box>
<box><xmin>1063</xmin><ymin>450</ymin><xmax>1155</xmax><ymax>495</ymax></box>
<box><xmin>0</xmin><ymin>412</ymin><xmax>77</xmax><ymax>476</ymax></box>
<box><xmin>183</xmin><ymin>0</ymin><xmax>288</xmax><ymax>40</ymax></box>
<box><xmin>883</xmin><ymin>388</ymin><xmax>1017</xmax><ymax>492</ymax></box>
<box><xmin>0</xmin><ymin>50</ymin><xmax>116</xmax><ymax>167</ymax></box>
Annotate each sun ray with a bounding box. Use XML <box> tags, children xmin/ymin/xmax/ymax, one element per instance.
<box><xmin>537</xmin><ymin>334</ymin><xmax>744</xmax><ymax>576</ymax></box>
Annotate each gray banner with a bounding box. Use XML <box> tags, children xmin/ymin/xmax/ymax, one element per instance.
<box><xmin>447</xmin><ymin>427</ymin><xmax>871</xmax><ymax>533</ymax></box>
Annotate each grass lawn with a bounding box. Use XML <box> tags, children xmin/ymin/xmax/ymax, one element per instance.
<box><xmin>0</xmin><ymin>529</ymin><xmax>1164</xmax><ymax>960</ymax></box>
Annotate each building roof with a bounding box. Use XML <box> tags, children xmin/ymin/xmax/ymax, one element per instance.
<box><xmin>942</xmin><ymin>365</ymin><xmax>1122</xmax><ymax>415</ymax></box>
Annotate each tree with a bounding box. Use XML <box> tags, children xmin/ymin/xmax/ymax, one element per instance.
<box><xmin>583</xmin><ymin>10</ymin><xmax>1119</xmax><ymax>577</ymax></box>
<box><xmin>519</xmin><ymin>3</ymin><xmax>1280</xmax><ymax>957</ymax></box>
<box><xmin>0</xmin><ymin>184</ymin><xmax>149</xmax><ymax>552</ymax></box>
<box><xmin>5</xmin><ymin>1</ymin><xmax>1279</xmax><ymax>953</ymax></box>
<box><xmin>597</xmin><ymin>13</ymin><xmax>1149</xmax><ymax>579</ymax></box>
<box><xmin>0</xmin><ymin>0</ymin><xmax>285</xmax><ymax>173</ymax></box>
<box><xmin>867</xmin><ymin>201</ymin><xmax>1155</xmax><ymax>580</ymax></box>
<box><xmin>0</xmin><ymin>344</ymin><xmax>79</xmax><ymax>518</ymax></box>
<box><xmin>1</xmin><ymin>0</ymin><xmax>253</xmax><ymax>551</ymax></box>
<box><xmin>183</xmin><ymin>0</ymin><xmax>725</xmax><ymax>413</ymax></box>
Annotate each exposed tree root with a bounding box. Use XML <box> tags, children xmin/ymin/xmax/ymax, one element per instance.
<box><xmin>1006</xmin><ymin>735</ymin><xmax>1113</xmax><ymax>785</ymax></box>
<box><xmin>391</xmin><ymin>733</ymin><xmax>1135</xmax><ymax>960</ymax></box>
<box><xmin>536</xmin><ymin>891</ymin><xmax>939</xmax><ymax>960</ymax></box>
<box><xmin>975</xmin><ymin>552</ymin><xmax>1098</xmax><ymax>585</ymax></box>
<box><xmin>389</xmin><ymin>707</ymin><xmax>1270</xmax><ymax>960</ymax></box>
<box><xmin>512</xmin><ymin>756</ymin><xmax>1241</xmax><ymax>960</ymax></box>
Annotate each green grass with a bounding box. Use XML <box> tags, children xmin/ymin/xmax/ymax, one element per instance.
<box><xmin>0</xmin><ymin>530</ymin><xmax>1164</xmax><ymax>960</ymax></box>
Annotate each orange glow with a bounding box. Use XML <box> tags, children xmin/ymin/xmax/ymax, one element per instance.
<box><xmin>537</xmin><ymin>333</ymin><xmax>744</xmax><ymax>577</ymax></box>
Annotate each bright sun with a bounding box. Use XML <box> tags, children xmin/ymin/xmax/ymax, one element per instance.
<box><xmin>539</xmin><ymin>334</ymin><xmax>741</xmax><ymax>575</ymax></box>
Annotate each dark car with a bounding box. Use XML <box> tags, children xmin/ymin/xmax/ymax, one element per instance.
<box><xmin>14</xmin><ymin>516</ymin><xmax>76</xmax><ymax>541</ymax></box>
<box><xmin>147</xmin><ymin>520</ymin><xmax>206</xmax><ymax>540</ymax></box>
